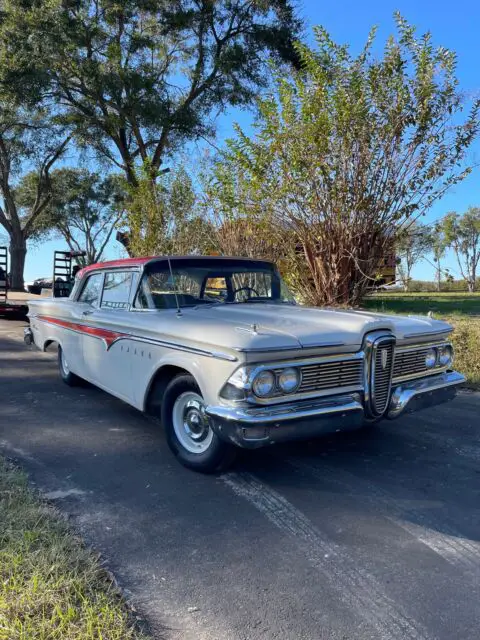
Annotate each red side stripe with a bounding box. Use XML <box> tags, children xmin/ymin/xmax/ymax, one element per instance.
<box><xmin>38</xmin><ymin>315</ymin><xmax>126</xmax><ymax>348</ymax></box>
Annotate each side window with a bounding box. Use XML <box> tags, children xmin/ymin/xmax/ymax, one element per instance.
<box><xmin>78</xmin><ymin>273</ymin><xmax>103</xmax><ymax>306</ymax></box>
<box><xmin>101</xmin><ymin>271</ymin><xmax>133</xmax><ymax>310</ymax></box>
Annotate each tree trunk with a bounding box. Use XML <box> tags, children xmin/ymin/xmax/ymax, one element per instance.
<box><xmin>9</xmin><ymin>235</ymin><xmax>27</xmax><ymax>291</ymax></box>
<box><xmin>435</xmin><ymin>260</ymin><xmax>441</xmax><ymax>292</ymax></box>
<box><xmin>467</xmin><ymin>279</ymin><xmax>475</xmax><ymax>293</ymax></box>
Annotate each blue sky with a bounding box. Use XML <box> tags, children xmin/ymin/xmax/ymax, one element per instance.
<box><xmin>22</xmin><ymin>0</ymin><xmax>480</xmax><ymax>282</ymax></box>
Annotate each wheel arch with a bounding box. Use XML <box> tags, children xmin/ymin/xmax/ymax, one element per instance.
<box><xmin>143</xmin><ymin>363</ymin><xmax>200</xmax><ymax>415</ymax></box>
<box><xmin>43</xmin><ymin>337</ymin><xmax>61</xmax><ymax>353</ymax></box>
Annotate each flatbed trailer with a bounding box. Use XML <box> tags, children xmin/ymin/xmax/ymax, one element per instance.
<box><xmin>0</xmin><ymin>248</ymin><xmax>86</xmax><ymax>319</ymax></box>
<box><xmin>0</xmin><ymin>247</ymin><xmax>44</xmax><ymax>319</ymax></box>
<box><xmin>0</xmin><ymin>291</ymin><xmax>44</xmax><ymax>319</ymax></box>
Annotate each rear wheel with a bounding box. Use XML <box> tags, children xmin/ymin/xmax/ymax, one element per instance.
<box><xmin>162</xmin><ymin>374</ymin><xmax>236</xmax><ymax>473</ymax></box>
<box><xmin>58</xmin><ymin>345</ymin><xmax>82</xmax><ymax>386</ymax></box>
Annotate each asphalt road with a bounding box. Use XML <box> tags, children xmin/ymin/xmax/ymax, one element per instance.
<box><xmin>1</xmin><ymin>319</ymin><xmax>480</xmax><ymax>640</ymax></box>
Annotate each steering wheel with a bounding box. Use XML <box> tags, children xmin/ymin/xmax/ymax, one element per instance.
<box><xmin>233</xmin><ymin>286</ymin><xmax>260</xmax><ymax>302</ymax></box>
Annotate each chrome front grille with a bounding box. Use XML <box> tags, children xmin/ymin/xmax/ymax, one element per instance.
<box><xmin>393</xmin><ymin>346</ymin><xmax>436</xmax><ymax>380</ymax></box>
<box><xmin>372</xmin><ymin>341</ymin><xmax>395</xmax><ymax>415</ymax></box>
<box><xmin>364</xmin><ymin>332</ymin><xmax>396</xmax><ymax>418</ymax></box>
<box><xmin>297</xmin><ymin>358</ymin><xmax>363</xmax><ymax>394</ymax></box>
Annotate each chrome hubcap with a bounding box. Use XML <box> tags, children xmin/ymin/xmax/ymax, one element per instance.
<box><xmin>172</xmin><ymin>392</ymin><xmax>213</xmax><ymax>454</ymax></box>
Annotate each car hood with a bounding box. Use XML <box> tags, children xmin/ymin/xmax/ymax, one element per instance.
<box><xmin>175</xmin><ymin>304</ymin><xmax>452</xmax><ymax>351</ymax></box>
<box><xmin>28</xmin><ymin>298</ymin><xmax>453</xmax><ymax>354</ymax></box>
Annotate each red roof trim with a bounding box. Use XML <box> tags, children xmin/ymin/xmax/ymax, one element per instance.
<box><xmin>76</xmin><ymin>255</ymin><xmax>273</xmax><ymax>280</ymax></box>
<box><xmin>77</xmin><ymin>257</ymin><xmax>155</xmax><ymax>279</ymax></box>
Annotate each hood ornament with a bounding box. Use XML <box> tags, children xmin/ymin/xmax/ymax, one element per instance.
<box><xmin>236</xmin><ymin>323</ymin><xmax>260</xmax><ymax>335</ymax></box>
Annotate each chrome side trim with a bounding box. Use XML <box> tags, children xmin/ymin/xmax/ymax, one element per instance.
<box><xmin>206</xmin><ymin>394</ymin><xmax>363</xmax><ymax>425</ymax></box>
<box><xmin>36</xmin><ymin>316</ymin><xmax>237</xmax><ymax>362</ymax></box>
<box><xmin>403</xmin><ymin>329</ymin><xmax>451</xmax><ymax>339</ymax></box>
<box><xmin>392</xmin><ymin>368</ymin><xmax>449</xmax><ymax>384</ymax></box>
<box><xmin>388</xmin><ymin>371</ymin><xmax>465</xmax><ymax>419</ymax></box>
<box><xmin>234</xmin><ymin>341</ymin><xmax>345</xmax><ymax>353</ymax></box>
<box><xmin>107</xmin><ymin>335</ymin><xmax>238</xmax><ymax>361</ymax></box>
<box><xmin>395</xmin><ymin>340</ymin><xmax>449</xmax><ymax>353</ymax></box>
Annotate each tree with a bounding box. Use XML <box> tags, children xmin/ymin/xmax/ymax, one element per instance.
<box><xmin>208</xmin><ymin>17</ymin><xmax>480</xmax><ymax>306</ymax></box>
<box><xmin>442</xmin><ymin>208</ymin><xmax>480</xmax><ymax>292</ymax></box>
<box><xmin>0</xmin><ymin>0</ymin><xmax>302</xmax><ymax>187</ymax></box>
<box><xmin>26</xmin><ymin>169</ymin><xmax>126</xmax><ymax>266</ymax></box>
<box><xmin>426</xmin><ymin>221</ymin><xmax>448</xmax><ymax>291</ymax></box>
<box><xmin>122</xmin><ymin>165</ymin><xmax>213</xmax><ymax>257</ymax></box>
<box><xmin>0</xmin><ymin>103</ymin><xmax>69</xmax><ymax>289</ymax></box>
<box><xmin>395</xmin><ymin>223</ymin><xmax>430</xmax><ymax>291</ymax></box>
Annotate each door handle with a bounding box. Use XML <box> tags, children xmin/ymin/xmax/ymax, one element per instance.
<box><xmin>82</xmin><ymin>309</ymin><xmax>94</xmax><ymax>316</ymax></box>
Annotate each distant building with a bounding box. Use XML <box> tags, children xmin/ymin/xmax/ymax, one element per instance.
<box><xmin>376</xmin><ymin>254</ymin><xmax>397</xmax><ymax>286</ymax></box>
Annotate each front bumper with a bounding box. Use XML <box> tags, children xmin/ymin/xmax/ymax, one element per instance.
<box><xmin>206</xmin><ymin>370</ymin><xmax>465</xmax><ymax>449</ymax></box>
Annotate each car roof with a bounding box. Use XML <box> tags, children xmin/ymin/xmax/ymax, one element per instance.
<box><xmin>76</xmin><ymin>255</ymin><xmax>274</xmax><ymax>279</ymax></box>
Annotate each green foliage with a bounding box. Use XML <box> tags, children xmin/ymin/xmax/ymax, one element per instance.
<box><xmin>441</xmin><ymin>207</ymin><xmax>480</xmax><ymax>291</ymax></box>
<box><xmin>395</xmin><ymin>223</ymin><xmax>430</xmax><ymax>290</ymax></box>
<box><xmin>0</xmin><ymin>0</ymin><xmax>302</xmax><ymax>184</ymax></box>
<box><xmin>0</xmin><ymin>457</ymin><xmax>149</xmax><ymax>639</ymax></box>
<box><xmin>0</xmin><ymin>101</ymin><xmax>70</xmax><ymax>288</ymax></box>
<box><xmin>124</xmin><ymin>164</ymin><xmax>213</xmax><ymax>257</ymax></box>
<box><xmin>424</xmin><ymin>222</ymin><xmax>449</xmax><ymax>290</ymax></box>
<box><xmin>448</xmin><ymin>316</ymin><xmax>480</xmax><ymax>388</ymax></box>
<box><xmin>27</xmin><ymin>168</ymin><xmax>127</xmax><ymax>265</ymax></box>
<box><xmin>209</xmin><ymin>16</ymin><xmax>480</xmax><ymax>306</ymax></box>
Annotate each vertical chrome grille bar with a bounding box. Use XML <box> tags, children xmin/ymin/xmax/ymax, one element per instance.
<box><xmin>363</xmin><ymin>331</ymin><xmax>396</xmax><ymax>418</ymax></box>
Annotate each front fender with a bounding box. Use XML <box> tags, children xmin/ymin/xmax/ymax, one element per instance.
<box><xmin>140</xmin><ymin>354</ymin><xmax>208</xmax><ymax>412</ymax></box>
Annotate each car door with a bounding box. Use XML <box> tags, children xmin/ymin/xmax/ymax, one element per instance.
<box><xmin>80</xmin><ymin>270</ymin><xmax>135</xmax><ymax>403</ymax></box>
<box><xmin>67</xmin><ymin>271</ymin><xmax>105</xmax><ymax>379</ymax></box>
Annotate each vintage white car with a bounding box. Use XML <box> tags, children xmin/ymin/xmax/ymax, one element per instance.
<box><xmin>25</xmin><ymin>256</ymin><xmax>465</xmax><ymax>472</ymax></box>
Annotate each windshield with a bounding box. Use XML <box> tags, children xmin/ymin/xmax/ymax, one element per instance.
<box><xmin>134</xmin><ymin>258</ymin><xmax>295</xmax><ymax>309</ymax></box>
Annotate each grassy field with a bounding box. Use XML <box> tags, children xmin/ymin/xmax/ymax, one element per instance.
<box><xmin>361</xmin><ymin>292</ymin><xmax>480</xmax><ymax>389</ymax></box>
<box><xmin>363</xmin><ymin>291</ymin><xmax>480</xmax><ymax>317</ymax></box>
<box><xmin>446</xmin><ymin>317</ymin><xmax>480</xmax><ymax>390</ymax></box>
<box><xmin>0</xmin><ymin>457</ymin><xmax>149</xmax><ymax>640</ymax></box>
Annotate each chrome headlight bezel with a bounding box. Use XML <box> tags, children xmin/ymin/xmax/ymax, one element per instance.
<box><xmin>425</xmin><ymin>347</ymin><xmax>438</xmax><ymax>369</ymax></box>
<box><xmin>277</xmin><ymin>367</ymin><xmax>301</xmax><ymax>394</ymax></box>
<box><xmin>251</xmin><ymin>369</ymin><xmax>276</xmax><ymax>398</ymax></box>
<box><xmin>438</xmin><ymin>345</ymin><xmax>453</xmax><ymax>367</ymax></box>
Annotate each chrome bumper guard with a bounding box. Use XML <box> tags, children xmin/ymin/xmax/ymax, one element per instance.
<box><xmin>387</xmin><ymin>370</ymin><xmax>465</xmax><ymax>419</ymax></box>
<box><xmin>206</xmin><ymin>370</ymin><xmax>465</xmax><ymax>448</ymax></box>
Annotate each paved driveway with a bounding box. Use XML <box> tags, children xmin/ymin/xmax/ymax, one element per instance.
<box><xmin>1</xmin><ymin>319</ymin><xmax>479</xmax><ymax>640</ymax></box>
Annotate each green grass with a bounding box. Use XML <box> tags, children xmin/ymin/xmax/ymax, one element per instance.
<box><xmin>0</xmin><ymin>457</ymin><xmax>150</xmax><ymax>640</ymax></box>
<box><xmin>363</xmin><ymin>292</ymin><xmax>480</xmax><ymax>316</ymax></box>
<box><xmin>446</xmin><ymin>317</ymin><xmax>480</xmax><ymax>390</ymax></box>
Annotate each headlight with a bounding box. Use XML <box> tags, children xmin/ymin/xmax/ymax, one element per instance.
<box><xmin>277</xmin><ymin>367</ymin><xmax>300</xmax><ymax>393</ymax></box>
<box><xmin>425</xmin><ymin>348</ymin><xmax>437</xmax><ymax>369</ymax></box>
<box><xmin>252</xmin><ymin>370</ymin><xmax>275</xmax><ymax>397</ymax></box>
<box><xmin>438</xmin><ymin>345</ymin><xmax>453</xmax><ymax>367</ymax></box>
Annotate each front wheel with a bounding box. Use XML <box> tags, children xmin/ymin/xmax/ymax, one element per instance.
<box><xmin>58</xmin><ymin>345</ymin><xmax>82</xmax><ymax>386</ymax></box>
<box><xmin>162</xmin><ymin>374</ymin><xmax>236</xmax><ymax>473</ymax></box>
